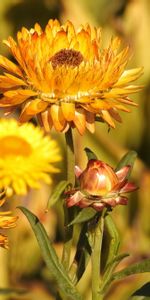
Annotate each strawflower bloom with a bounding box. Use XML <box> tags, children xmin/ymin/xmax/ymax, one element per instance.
<box><xmin>0</xmin><ymin>19</ymin><xmax>143</xmax><ymax>134</ymax></box>
<box><xmin>0</xmin><ymin>189</ymin><xmax>18</xmax><ymax>249</ymax></box>
<box><xmin>0</xmin><ymin>119</ymin><xmax>61</xmax><ymax>195</ymax></box>
<box><xmin>66</xmin><ymin>159</ymin><xmax>137</xmax><ymax>211</ymax></box>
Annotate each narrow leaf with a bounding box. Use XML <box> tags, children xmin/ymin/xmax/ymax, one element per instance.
<box><xmin>102</xmin><ymin>259</ymin><xmax>150</xmax><ymax>295</ymax></box>
<box><xmin>69</xmin><ymin>224</ymin><xmax>91</xmax><ymax>284</ymax></box>
<box><xmin>46</xmin><ymin>180</ymin><xmax>70</xmax><ymax>210</ymax></box>
<box><xmin>68</xmin><ymin>207</ymin><xmax>97</xmax><ymax>226</ymax></box>
<box><xmin>115</xmin><ymin>151</ymin><xmax>137</xmax><ymax>177</ymax></box>
<box><xmin>113</xmin><ymin>258</ymin><xmax>150</xmax><ymax>281</ymax></box>
<box><xmin>104</xmin><ymin>214</ymin><xmax>120</xmax><ymax>267</ymax></box>
<box><xmin>19</xmin><ymin>206</ymin><xmax>82</xmax><ymax>300</ymax></box>
<box><xmin>101</xmin><ymin>253</ymin><xmax>129</xmax><ymax>294</ymax></box>
<box><xmin>84</xmin><ymin>147</ymin><xmax>98</xmax><ymax>160</ymax></box>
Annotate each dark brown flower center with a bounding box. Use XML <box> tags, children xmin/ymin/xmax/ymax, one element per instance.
<box><xmin>50</xmin><ymin>49</ymin><xmax>83</xmax><ymax>69</ymax></box>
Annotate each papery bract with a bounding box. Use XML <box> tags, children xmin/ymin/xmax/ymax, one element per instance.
<box><xmin>66</xmin><ymin>159</ymin><xmax>137</xmax><ymax>211</ymax></box>
<box><xmin>0</xmin><ymin>20</ymin><xmax>143</xmax><ymax>134</ymax></box>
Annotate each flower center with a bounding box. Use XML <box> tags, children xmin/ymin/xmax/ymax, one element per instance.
<box><xmin>50</xmin><ymin>49</ymin><xmax>83</xmax><ymax>69</ymax></box>
<box><xmin>0</xmin><ymin>136</ymin><xmax>32</xmax><ymax>157</ymax></box>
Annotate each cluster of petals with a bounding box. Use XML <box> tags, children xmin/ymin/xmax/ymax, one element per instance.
<box><xmin>0</xmin><ymin>118</ymin><xmax>61</xmax><ymax>195</ymax></box>
<box><xmin>0</xmin><ymin>19</ymin><xmax>143</xmax><ymax>134</ymax></box>
<box><xmin>0</xmin><ymin>189</ymin><xmax>18</xmax><ymax>249</ymax></box>
<box><xmin>66</xmin><ymin>159</ymin><xmax>137</xmax><ymax>211</ymax></box>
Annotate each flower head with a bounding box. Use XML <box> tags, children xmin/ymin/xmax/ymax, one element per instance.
<box><xmin>66</xmin><ymin>159</ymin><xmax>137</xmax><ymax>211</ymax></box>
<box><xmin>0</xmin><ymin>119</ymin><xmax>61</xmax><ymax>195</ymax></box>
<box><xmin>0</xmin><ymin>189</ymin><xmax>18</xmax><ymax>249</ymax></box>
<box><xmin>0</xmin><ymin>20</ymin><xmax>142</xmax><ymax>134</ymax></box>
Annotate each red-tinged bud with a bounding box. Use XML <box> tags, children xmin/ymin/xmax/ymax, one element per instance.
<box><xmin>78</xmin><ymin>159</ymin><xmax>119</xmax><ymax>196</ymax></box>
<box><xmin>65</xmin><ymin>159</ymin><xmax>137</xmax><ymax>212</ymax></box>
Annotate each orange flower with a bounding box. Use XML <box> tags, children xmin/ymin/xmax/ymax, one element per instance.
<box><xmin>0</xmin><ymin>20</ymin><xmax>143</xmax><ymax>134</ymax></box>
<box><xmin>66</xmin><ymin>159</ymin><xmax>137</xmax><ymax>211</ymax></box>
<box><xmin>0</xmin><ymin>189</ymin><xmax>18</xmax><ymax>249</ymax></box>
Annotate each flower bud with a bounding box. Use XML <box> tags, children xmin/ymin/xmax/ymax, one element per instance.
<box><xmin>79</xmin><ymin>159</ymin><xmax>119</xmax><ymax>196</ymax></box>
<box><xmin>65</xmin><ymin>158</ymin><xmax>137</xmax><ymax>211</ymax></box>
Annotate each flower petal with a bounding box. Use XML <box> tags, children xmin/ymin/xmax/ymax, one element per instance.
<box><xmin>19</xmin><ymin>99</ymin><xmax>48</xmax><ymax>122</ymax></box>
<box><xmin>61</xmin><ymin>102</ymin><xmax>75</xmax><ymax>121</ymax></box>
<box><xmin>74</xmin><ymin>108</ymin><xmax>86</xmax><ymax>135</ymax></box>
<box><xmin>120</xmin><ymin>182</ymin><xmax>138</xmax><ymax>193</ymax></box>
<box><xmin>50</xmin><ymin>104</ymin><xmax>66</xmax><ymax>131</ymax></box>
<box><xmin>116</xmin><ymin>165</ymin><xmax>131</xmax><ymax>181</ymax></box>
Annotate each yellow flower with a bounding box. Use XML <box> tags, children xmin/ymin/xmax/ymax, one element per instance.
<box><xmin>0</xmin><ymin>189</ymin><xmax>18</xmax><ymax>249</ymax></box>
<box><xmin>0</xmin><ymin>119</ymin><xmax>61</xmax><ymax>195</ymax></box>
<box><xmin>0</xmin><ymin>20</ymin><xmax>143</xmax><ymax>134</ymax></box>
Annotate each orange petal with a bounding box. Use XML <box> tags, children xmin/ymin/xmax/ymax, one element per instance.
<box><xmin>19</xmin><ymin>99</ymin><xmax>48</xmax><ymax>122</ymax></box>
<box><xmin>114</xmin><ymin>67</ymin><xmax>144</xmax><ymax>87</ymax></box>
<box><xmin>4</xmin><ymin>89</ymin><xmax>37</xmax><ymax>98</ymax></box>
<box><xmin>76</xmin><ymin>29</ymin><xmax>91</xmax><ymax>59</ymax></box>
<box><xmin>109</xmin><ymin>108</ymin><xmax>122</xmax><ymax>123</ymax></box>
<box><xmin>114</xmin><ymin>104</ymin><xmax>130</xmax><ymax>112</ymax></box>
<box><xmin>63</xmin><ymin>21</ymin><xmax>76</xmax><ymax>42</ymax></box>
<box><xmin>0</xmin><ymin>55</ymin><xmax>23</xmax><ymax>77</ymax></box>
<box><xmin>37</xmin><ymin>110</ymin><xmax>53</xmax><ymax>132</ymax></box>
<box><xmin>50</xmin><ymin>104</ymin><xmax>66</xmax><ymax>132</ymax></box>
<box><xmin>101</xmin><ymin>110</ymin><xmax>115</xmax><ymax>128</ymax></box>
<box><xmin>52</xmin><ymin>30</ymin><xmax>69</xmax><ymax>54</ymax></box>
<box><xmin>85</xmin><ymin>111</ymin><xmax>95</xmax><ymax>133</ymax></box>
<box><xmin>74</xmin><ymin>108</ymin><xmax>86</xmax><ymax>135</ymax></box>
<box><xmin>0</xmin><ymin>73</ymin><xmax>27</xmax><ymax>89</ymax></box>
<box><xmin>61</xmin><ymin>102</ymin><xmax>75</xmax><ymax>121</ymax></box>
<box><xmin>90</xmin><ymin>100</ymin><xmax>111</xmax><ymax>110</ymax></box>
<box><xmin>0</xmin><ymin>97</ymin><xmax>23</xmax><ymax>107</ymax></box>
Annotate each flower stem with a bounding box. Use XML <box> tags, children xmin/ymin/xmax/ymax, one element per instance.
<box><xmin>65</xmin><ymin>127</ymin><xmax>75</xmax><ymax>187</ymax></box>
<box><xmin>91</xmin><ymin>215</ymin><xmax>105</xmax><ymax>300</ymax></box>
<box><xmin>62</xmin><ymin>128</ymin><xmax>75</xmax><ymax>269</ymax></box>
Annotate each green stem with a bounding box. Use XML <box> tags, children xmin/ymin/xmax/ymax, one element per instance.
<box><xmin>62</xmin><ymin>128</ymin><xmax>75</xmax><ymax>270</ymax></box>
<box><xmin>91</xmin><ymin>215</ymin><xmax>104</xmax><ymax>300</ymax></box>
<box><xmin>65</xmin><ymin>127</ymin><xmax>75</xmax><ymax>186</ymax></box>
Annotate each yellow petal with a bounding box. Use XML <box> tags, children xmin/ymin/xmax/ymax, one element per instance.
<box><xmin>50</xmin><ymin>104</ymin><xmax>66</xmax><ymax>131</ymax></box>
<box><xmin>101</xmin><ymin>110</ymin><xmax>115</xmax><ymax>128</ymax></box>
<box><xmin>38</xmin><ymin>110</ymin><xmax>53</xmax><ymax>132</ymax></box>
<box><xmin>4</xmin><ymin>89</ymin><xmax>37</xmax><ymax>98</ymax></box>
<box><xmin>52</xmin><ymin>30</ymin><xmax>69</xmax><ymax>54</ymax></box>
<box><xmin>0</xmin><ymin>73</ymin><xmax>27</xmax><ymax>89</ymax></box>
<box><xmin>19</xmin><ymin>99</ymin><xmax>48</xmax><ymax>122</ymax></box>
<box><xmin>74</xmin><ymin>108</ymin><xmax>86</xmax><ymax>135</ymax></box>
<box><xmin>90</xmin><ymin>100</ymin><xmax>111</xmax><ymax>110</ymax></box>
<box><xmin>114</xmin><ymin>67</ymin><xmax>144</xmax><ymax>87</ymax></box>
<box><xmin>61</xmin><ymin>102</ymin><xmax>75</xmax><ymax>121</ymax></box>
<box><xmin>0</xmin><ymin>55</ymin><xmax>23</xmax><ymax>77</ymax></box>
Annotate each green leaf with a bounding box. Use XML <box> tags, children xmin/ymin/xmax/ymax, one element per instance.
<box><xmin>101</xmin><ymin>253</ymin><xmax>129</xmax><ymax>294</ymax></box>
<box><xmin>0</xmin><ymin>288</ymin><xmax>26</xmax><ymax>295</ymax></box>
<box><xmin>104</xmin><ymin>214</ymin><xmax>120</xmax><ymax>267</ymax></box>
<box><xmin>68</xmin><ymin>207</ymin><xmax>97</xmax><ymax>226</ymax></box>
<box><xmin>46</xmin><ymin>180</ymin><xmax>70</xmax><ymax>210</ymax></box>
<box><xmin>101</xmin><ymin>258</ymin><xmax>150</xmax><ymax>296</ymax></box>
<box><xmin>69</xmin><ymin>224</ymin><xmax>91</xmax><ymax>284</ymax></box>
<box><xmin>115</xmin><ymin>151</ymin><xmax>137</xmax><ymax>177</ymax></box>
<box><xmin>113</xmin><ymin>258</ymin><xmax>150</xmax><ymax>281</ymax></box>
<box><xmin>19</xmin><ymin>206</ymin><xmax>82</xmax><ymax>300</ymax></box>
<box><xmin>84</xmin><ymin>147</ymin><xmax>98</xmax><ymax>160</ymax></box>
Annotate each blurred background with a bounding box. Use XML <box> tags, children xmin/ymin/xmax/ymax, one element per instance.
<box><xmin>0</xmin><ymin>0</ymin><xmax>150</xmax><ymax>299</ymax></box>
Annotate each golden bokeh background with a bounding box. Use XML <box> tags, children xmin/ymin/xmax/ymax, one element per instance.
<box><xmin>0</xmin><ymin>0</ymin><xmax>150</xmax><ymax>299</ymax></box>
